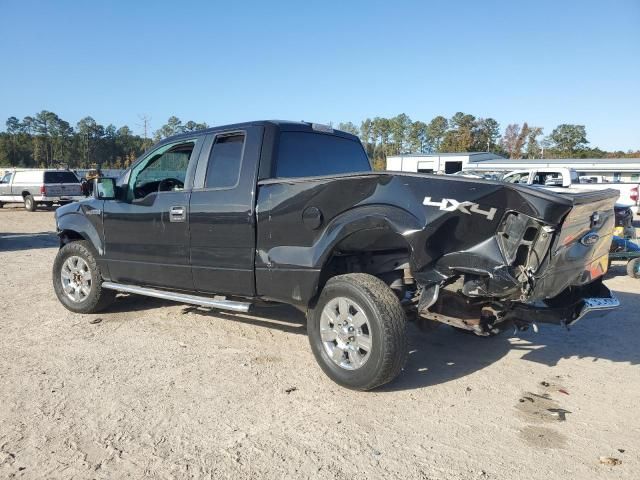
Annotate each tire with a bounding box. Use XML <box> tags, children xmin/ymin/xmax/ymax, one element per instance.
<box><xmin>52</xmin><ymin>240</ymin><xmax>115</xmax><ymax>313</ymax></box>
<box><xmin>307</xmin><ymin>273</ymin><xmax>408</xmax><ymax>390</ymax></box>
<box><xmin>627</xmin><ymin>258</ymin><xmax>640</xmax><ymax>279</ymax></box>
<box><xmin>24</xmin><ymin>194</ymin><xmax>36</xmax><ymax>212</ymax></box>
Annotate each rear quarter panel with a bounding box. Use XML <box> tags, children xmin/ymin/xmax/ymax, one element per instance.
<box><xmin>254</xmin><ymin>173</ymin><xmax>574</xmax><ymax>305</ymax></box>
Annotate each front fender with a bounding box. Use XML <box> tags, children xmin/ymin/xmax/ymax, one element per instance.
<box><xmin>55</xmin><ymin>200</ymin><xmax>105</xmax><ymax>255</ymax></box>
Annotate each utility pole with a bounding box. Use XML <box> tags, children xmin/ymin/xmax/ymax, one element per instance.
<box><xmin>137</xmin><ymin>114</ymin><xmax>151</xmax><ymax>141</ymax></box>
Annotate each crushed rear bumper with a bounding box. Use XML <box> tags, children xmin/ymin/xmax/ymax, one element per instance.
<box><xmin>504</xmin><ymin>281</ymin><xmax>619</xmax><ymax>327</ymax></box>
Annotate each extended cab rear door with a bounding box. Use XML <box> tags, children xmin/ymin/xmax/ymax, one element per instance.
<box><xmin>189</xmin><ymin>126</ymin><xmax>263</xmax><ymax>296</ymax></box>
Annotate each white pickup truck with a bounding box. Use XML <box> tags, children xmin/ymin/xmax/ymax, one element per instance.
<box><xmin>502</xmin><ymin>168</ymin><xmax>639</xmax><ymax>213</ymax></box>
<box><xmin>0</xmin><ymin>169</ymin><xmax>84</xmax><ymax>211</ymax></box>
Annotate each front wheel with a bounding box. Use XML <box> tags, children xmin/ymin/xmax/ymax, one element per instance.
<box><xmin>53</xmin><ymin>240</ymin><xmax>115</xmax><ymax>313</ymax></box>
<box><xmin>308</xmin><ymin>273</ymin><xmax>408</xmax><ymax>390</ymax></box>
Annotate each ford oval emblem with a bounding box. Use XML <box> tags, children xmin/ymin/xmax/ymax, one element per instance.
<box><xmin>580</xmin><ymin>232</ymin><xmax>599</xmax><ymax>246</ymax></box>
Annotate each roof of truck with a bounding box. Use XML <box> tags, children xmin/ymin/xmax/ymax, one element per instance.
<box><xmin>155</xmin><ymin>120</ymin><xmax>360</xmax><ymax>146</ymax></box>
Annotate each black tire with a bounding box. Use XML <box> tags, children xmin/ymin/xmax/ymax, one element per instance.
<box><xmin>52</xmin><ymin>240</ymin><xmax>115</xmax><ymax>313</ymax></box>
<box><xmin>307</xmin><ymin>273</ymin><xmax>408</xmax><ymax>391</ymax></box>
<box><xmin>627</xmin><ymin>258</ymin><xmax>640</xmax><ymax>279</ymax></box>
<box><xmin>0</xmin><ymin>201</ymin><xmax>4</xmax><ymax>208</ymax></box>
<box><xmin>24</xmin><ymin>194</ymin><xmax>36</xmax><ymax>211</ymax></box>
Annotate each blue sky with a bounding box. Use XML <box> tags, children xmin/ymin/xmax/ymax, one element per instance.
<box><xmin>1</xmin><ymin>0</ymin><xmax>638</xmax><ymax>150</ymax></box>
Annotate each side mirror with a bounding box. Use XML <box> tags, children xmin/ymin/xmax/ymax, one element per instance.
<box><xmin>94</xmin><ymin>177</ymin><xmax>117</xmax><ymax>200</ymax></box>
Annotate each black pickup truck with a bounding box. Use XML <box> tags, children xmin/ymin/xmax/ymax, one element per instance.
<box><xmin>53</xmin><ymin>120</ymin><xmax>619</xmax><ymax>390</ymax></box>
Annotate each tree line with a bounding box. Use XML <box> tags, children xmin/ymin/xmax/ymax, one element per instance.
<box><xmin>337</xmin><ymin>113</ymin><xmax>639</xmax><ymax>170</ymax></box>
<box><xmin>1</xmin><ymin>110</ymin><xmax>638</xmax><ymax>171</ymax></box>
<box><xmin>0</xmin><ymin>111</ymin><xmax>208</xmax><ymax>170</ymax></box>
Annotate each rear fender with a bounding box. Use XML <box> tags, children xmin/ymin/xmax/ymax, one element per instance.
<box><xmin>267</xmin><ymin>205</ymin><xmax>422</xmax><ymax>270</ymax></box>
<box><xmin>260</xmin><ymin>205</ymin><xmax>422</xmax><ymax>305</ymax></box>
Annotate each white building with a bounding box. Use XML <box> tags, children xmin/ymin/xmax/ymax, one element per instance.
<box><xmin>386</xmin><ymin>153</ymin><xmax>640</xmax><ymax>183</ymax></box>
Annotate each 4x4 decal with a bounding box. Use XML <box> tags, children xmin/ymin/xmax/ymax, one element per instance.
<box><xmin>423</xmin><ymin>197</ymin><xmax>497</xmax><ymax>221</ymax></box>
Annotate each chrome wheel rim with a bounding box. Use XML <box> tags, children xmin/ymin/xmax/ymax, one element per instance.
<box><xmin>60</xmin><ymin>255</ymin><xmax>92</xmax><ymax>303</ymax></box>
<box><xmin>320</xmin><ymin>297</ymin><xmax>372</xmax><ymax>370</ymax></box>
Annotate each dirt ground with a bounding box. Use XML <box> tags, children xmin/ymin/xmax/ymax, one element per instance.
<box><xmin>1</xmin><ymin>206</ymin><xmax>639</xmax><ymax>480</ymax></box>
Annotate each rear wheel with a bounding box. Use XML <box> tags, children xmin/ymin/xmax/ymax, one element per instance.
<box><xmin>627</xmin><ymin>258</ymin><xmax>640</xmax><ymax>279</ymax></box>
<box><xmin>308</xmin><ymin>273</ymin><xmax>407</xmax><ymax>390</ymax></box>
<box><xmin>53</xmin><ymin>241</ymin><xmax>115</xmax><ymax>313</ymax></box>
<box><xmin>24</xmin><ymin>194</ymin><xmax>36</xmax><ymax>212</ymax></box>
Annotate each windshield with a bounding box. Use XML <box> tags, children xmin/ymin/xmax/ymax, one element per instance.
<box><xmin>275</xmin><ymin>132</ymin><xmax>371</xmax><ymax>178</ymax></box>
<box><xmin>44</xmin><ymin>171</ymin><xmax>79</xmax><ymax>183</ymax></box>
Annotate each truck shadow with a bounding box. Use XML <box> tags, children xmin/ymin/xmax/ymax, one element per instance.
<box><xmin>192</xmin><ymin>304</ymin><xmax>307</xmax><ymax>336</ymax></box>
<box><xmin>383</xmin><ymin>289</ymin><xmax>640</xmax><ymax>391</ymax></box>
<box><xmin>104</xmin><ymin>288</ymin><xmax>639</xmax><ymax>393</ymax></box>
<box><xmin>0</xmin><ymin>231</ymin><xmax>59</xmax><ymax>252</ymax></box>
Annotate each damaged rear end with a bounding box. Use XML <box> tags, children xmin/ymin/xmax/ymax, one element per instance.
<box><xmin>413</xmin><ymin>184</ymin><xmax>620</xmax><ymax>334</ymax></box>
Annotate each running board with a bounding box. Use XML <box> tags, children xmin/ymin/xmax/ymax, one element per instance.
<box><xmin>101</xmin><ymin>281</ymin><xmax>252</xmax><ymax>313</ymax></box>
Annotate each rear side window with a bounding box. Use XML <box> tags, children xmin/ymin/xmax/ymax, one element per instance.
<box><xmin>275</xmin><ymin>132</ymin><xmax>371</xmax><ymax>178</ymax></box>
<box><xmin>44</xmin><ymin>171</ymin><xmax>79</xmax><ymax>183</ymax></box>
<box><xmin>204</xmin><ymin>134</ymin><xmax>245</xmax><ymax>189</ymax></box>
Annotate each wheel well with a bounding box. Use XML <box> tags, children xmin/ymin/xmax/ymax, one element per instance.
<box><xmin>317</xmin><ymin>230</ymin><xmax>412</xmax><ymax>302</ymax></box>
<box><xmin>22</xmin><ymin>191</ymin><xmax>30</xmax><ymax>198</ymax></box>
<box><xmin>58</xmin><ymin>229</ymin><xmax>85</xmax><ymax>247</ymax></box>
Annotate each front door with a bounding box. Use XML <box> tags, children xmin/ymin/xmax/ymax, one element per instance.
<box><xmin>103</xmin><ymin>137</ymin><xmax>202</xmax><ymax>291</ymax></box>
<box><xmin>0</xmin><ymin>172</ymin><xmax>13</xmax><ymax>198</ymax></box>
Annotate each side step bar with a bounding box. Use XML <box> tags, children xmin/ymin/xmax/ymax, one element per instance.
<box><xmin>101</xmin><ymin>281</ymin><xmax>252</xmax><ymax>313</ymax></box>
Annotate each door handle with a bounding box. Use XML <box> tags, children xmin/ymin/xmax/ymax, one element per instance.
<box><xmin>169</xmin><ymin>205</ymin><xmax>186</xmax><ymax>222</ymax></box>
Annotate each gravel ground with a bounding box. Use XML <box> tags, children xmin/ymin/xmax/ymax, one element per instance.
<box><xmin>1</xmin><ymin>206</ymin><xmax>639</xmax><ymax>479</ymax></box>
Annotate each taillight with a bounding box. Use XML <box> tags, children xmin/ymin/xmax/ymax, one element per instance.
<box><xmin>40</xmin><ymin>185</ymin><xmax>46</xmax><ymax>195</ymax></box>
<box><xmin>631</xmin><ymin>187</ymin><xmax>638</xmax><ymax>203</ymax></box>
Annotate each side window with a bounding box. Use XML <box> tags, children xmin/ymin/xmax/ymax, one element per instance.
<box><xmin>131</xmin><ymin>141</ymin><xmax>195</xmax><ymax>199</ymax></box>
<box><xmin>570</xmin><ymin>171</ymin><xmax>580</xmax><ymax>184</ymax></box>
<box><xmin>1</xmin><ymin>172</ymin><xmax>12</xmax><ymax>183</ymax></box>
<box><xmin>204</xmin><ymin>133</ymin><xmax>245</xmax><ymax>189</ymax></box>
<box><xmin>505</xmin><ymin>172</ymin><xmax>527</xmax><ymax>184</ymax></box>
